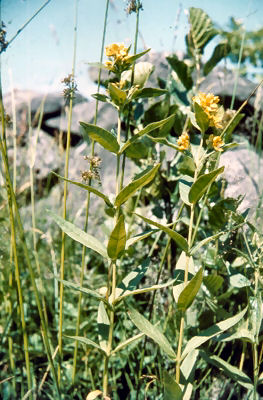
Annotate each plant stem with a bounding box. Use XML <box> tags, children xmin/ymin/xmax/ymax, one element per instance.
<box><xmin>58</xmin><ymin>0</ymin><xmax>78</xmax><ymax>384</ymax></box>
<box><xmin>103</xmin><ymin>110</ymin><xmax>122</xmax><ymax>396</ymax></box>
<box><xmin>175</xmin><ymin>137</ymin><xmax>204</xmax><ymax>384</ymax></box>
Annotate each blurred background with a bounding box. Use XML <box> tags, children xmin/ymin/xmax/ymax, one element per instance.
<box><xmin>1</xmin><ymin>0</ymin><xmax>263</xmax><ymax>97</ymax></box>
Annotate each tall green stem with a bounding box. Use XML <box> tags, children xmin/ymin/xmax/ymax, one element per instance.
<box><xmin>103</xmin><ymin>110</ymin><xmax>122</xmax><ymax>396</ymax></box>
<box><xmin>175</xmin><ymin>137</ymin><xmax>203</xmax><ymax>384</ymax></box>
<box><xmin>72</xmin><ymin>0</ymin><xmax>110</xmax><ymax>383</ymax></box>
<box><xmin>58</xmin><ymin>0</ymin><xmax>78</xmax><ymax>384</ymax></box>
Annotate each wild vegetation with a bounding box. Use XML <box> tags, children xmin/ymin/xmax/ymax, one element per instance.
<box><xmin>1</xmin><ymin>1</ymin><xmax>263</xmax><ymax>399</ymax></box>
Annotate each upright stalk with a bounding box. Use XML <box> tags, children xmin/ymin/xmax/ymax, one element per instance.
<box><xmin>58</xmin><ymin>0</ymin><xmax>78</xmax><ymax>384</ymax></box>
<box><xmin>175</xmin><ymin>137</ymin><xmax>203</xmax><ymax>384</ymax></box>
<box><xmin>72</xmin><ymin>0</ymin><xmax>110</xmax><ymax>383</ymax></box>
<box><xmin>103</xmin><ymin>110</ymin><xmax>122</xmax><ymax>397</ymax></box>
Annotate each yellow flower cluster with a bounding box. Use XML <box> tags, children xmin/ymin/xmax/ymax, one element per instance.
<box><xmin>208</xmin><ymin>134</ymin><xmax>224</xmax><ymax>152</ymax></box>
<box><xmin>177</xmin><ymin>132</ymin><xmax>190</xmax><ymax>151</ymax></box>
<box><xmin>192</xmin><ymin>92</ymin><xmax>223</xmax><ymax>129</ymax></box>
<box><xmin>105</xmin><ymin>43</ymin><xmax>130</xmax><ymax>71</ymax></box>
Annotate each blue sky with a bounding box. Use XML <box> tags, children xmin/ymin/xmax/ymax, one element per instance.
<box><xmin>1</xmin><ymin>0</ymin><xmax>263</xmax><ymax>96</ymax></box>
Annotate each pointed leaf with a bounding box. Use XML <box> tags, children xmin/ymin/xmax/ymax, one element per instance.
<box><xmin>91</xmin><ymin>93</ymin><xmax>109</xmax><ymax>102</ymax></box>
<box><xmin>115</xmin><ymin>164</ymin><xmax>160</xmax><ymax>207</ymax></box>
<box><xmin>167</xmin><ymin>54</ymin><xmax>193</xmax><ymax>90</ymax></box>
<box><xmin>80</xmin><ymin>122</ymin><xmax>119</xmax><ymax>154</ymax></box>
<box><xmin>112</xmin><ymin>279</ymin><xmax>176</xmax><ymax>305</ymax></box>
<box><xmin>179</xmin><ymin>175</ymin><xmax>194</xmax><ymax>206</ymax></box>
<box><xmin>134</xmin><ymin>213</ymin><xmax>188</xmax><ymax>252</ymax></box>
<box><xmin>131</xmin><ymin>87</ymin><xmax>168</xmax><ymax>100</ymax></box>
<box><xmin>124</xmin><ymin>48</ymin><xmax>150</xmax><ymax>64</ymax></box>
<box><xmin>108</xmin><ymin>82</ymin><xmax>127</xmax><ymax>106</ymax></box>
<box><xmin>111</xmin><ymin>333</ymin><xmax>144</xmax><ymax>355</ymax></box>
<box><xmin>52</xmin><ymin>172</ymin><xmax>113</xmax><ymax>207</ymax></box>
<box><xmin>194</xmin><ymin>102</ymin><xmax>210</xmax><ymax>133</ymax></box>
<box><xmin>128</xmin><ymin>307</ymin><xmax>176</xmax><ymax>359</ymax></box>
<box><xmin>126</xmin><ymin>229</ymin><xmax>159</xmax><ymax>248</ymax></box>
<box><xmin>55</xmin><ymin>278</ymin><xmax>109</xmax><ymax>306</ymax></box>
<box><xmin>119</xmin><ymin>115</ymin><xmax>174</xmax><ymax>154</ymax></box>
<box><xmin>200</xmin><ymin>352</ymin><xmax>253</xmax><ymax>390</ymax></box>
<box><xmin>189</xmin><ymin>166</ymin><xmax>224</xmax><ymax>203</ymax></box>
<box><xmin>97</xmin><ymin>302</ymin><xmax>110</xmax><ymax>352</ymax></box>
<box><xmin>107</xmin><ymin>215</ymin><xmax>126</xmax><ymax>260</ymax></box>
<box><xmin>163</xmin><ymin>371</ymin><xmax>183</xmax><ymax>400</ymax></box>
<box><xmin>203</xmin><ymin>275</ymin><xmax>224</xmax><ymax>295</ymax></box>
<box><xmin>204</xmin><ymin>42</ymin><xmax>231</xmax><ymax>76</ymax></box>
<box><xmin>86</xmin><ymin>390</ymin><xmax>103</xmax><ymax>400</ymax></box>
<box><xmin>188</xmin><ymin>8</ymin><xmax>218</xmax><ymax>52</ymax></box>
<box><xmin>177</xmin><ymin>268</ymin><xmax>203</xmax><ymax>312</ymax></box>
<box><xmin>65</xmin><ymin>335</ymin><xmax>105</xmax><ymax>354</ymax></box>
<box><xmin>48</xmin><ymin>210</ymin><xmax>108</xmax><ymax>258</ymax></box>
<box><xmin>181</xmin><ymin>307</ymin><xmax>248</xmax><ymax>359</ymax></box>
<box><xmin>190</xmin><ymin>230</ymin><xmax>225</xmax><ymax>255</ymax></box>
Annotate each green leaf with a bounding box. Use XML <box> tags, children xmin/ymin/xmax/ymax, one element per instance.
<box><xmin>80</xmin><ymin>122</ymin><xmax>119</xmax><ymax>154</ymax></box>
<box><xmin>125</xmin><ymin>140</ymin><xmax>149</xmax><ymax>159</ymax></box>
<box><xmin>111</xmin><ymin>259</ymin><xmax>149</xmax><ymax>303</ymax></box>
<box><xmin>112</xmin><ymin>279</ymin><xmax>176</xmax><ymax>305</ymax></box>
<box><xmin>52</xmin><ymin>172</ymin><xmax>113</xmax><ymax>207</ymax></box>
<box><xmin>65</xmin><ymin>335</ymin><xmax>105</xmax><ymax>354</ymax></box>
<box><xmin>230</xmin><ymin>273</ymin><xmax>250</xmax><ymax>288</ymax></box>
<box><xmin>193</xmin><ymin>102</ymin><xmax>210</xmax><ymax>133</ymax></box>
<box><xmin>181</xmin><ymin>307</ymin><xmax>247</xmax><ymax>359</ymax></box>
<box><xmin>55</xmin><ymin>278</ymin><xmax>109</xmax><ymax>306</ymax></box>
<box><xmin>97</xmin><ymin>302</ymin><xmax>110</xmax><ymax>353</ymax></box>
<box><xmin>91</xmin><ymin>93</ymin><xmax>109</xmax><ymax>102</ymax></box>
<box><xmin>204</xmin><ymin>42</ymin><xmax>231</xmax><ymax>75</ymax></box>
<box><xmin>249</xmin><ymin>295</ymin><xmax>262</xmax><ymax>343</ymax></box>
<box><xmin>48</xmin><ymin>210</ymin><xmax>108</xmax><ymax>258</ymax></box>
<box><xmin>115</xmin><ymin>164</ymin><xmax>160</xmax><ymax>207</ymax></box>
<box><xmin>119</xmin><ymin>115</ymin><xmax>174</xmax><ymax>154</ymax></box>
<box><xmin>189</xmin><ymin>166</ymin><xmax>224</xmax><ymax>203</ymax></box>
<box><xmin>134</xmin><ymin>213</ymin><xmax>188</xmax><ymax>252</ymax></box>
<box><xmin>124</xmin><ymin>48</ymin><xmax>150</xmax><ymax>64</ymax></box>
<box><xmin>189</xmin><ymin>230</ymin><xmax>226</xmax><ymax>255</ymax></box>
<box><xmin>181</xmin><ymin>349</ymin><xmax>199</xmax><ymax>381</ymax></box>
<box><xmin>203</xmin><ymin>275</ymin><xmax>224</xmax><ymax>295</ymax></box>
<box><xmin>177</xmin><ymin>268</ymin><xmax>203</xmax><ymax>312</ymax></box>
<box><xmin>163</xmin><ymin>371</ymin><xmax>183</xmax><ymax>400</ymax></box>
<box><xmin>128</xmin><ymin>308</ymin><xmax>176</xmax><ymax>359</ymax></box>
<box><xmin>188</xmin><ymin>8</ymin><xmax>218</xmax><ymax>53</ymax></box>
<box><xmin>108</xmin><ymin>83</ymin><xmax>127</xmax><ymax>106</ymax></box>
<box><xmin>122</xmin><ymin>61</ymin><xmax>153</xmax><ymax>88</ymax></box>
<box><xmin>200</xmin><ymin>352</ymin><xmax>253</xmax><ymax>390</ymax></box>
<box><xmin>167</xmin><ymin>54</ymin><xmax>193</xmax><ymax>90</ymax></box>
<box><xmin>179</xmin><ymin>175</ymin><xmax>194</xmax><ymax>206</ymax></box>
<box><xmin>107</xmin><ymin>215</ymin><xmax>126</xmax><ymax>260</ymax></box>
<box><xmin>111</xmin><ymin>333</ymin><xmax>144</xmax><ymax>355</ymax></box>
<box><xmin>131</xmin><ymin>87</ymin><xmax>168</xmax><ymax>100</ymax></box>
<box><xmin>126</xmin><ymin>229</ymin><xmax>159</xmax><ymax>248</ymax></box>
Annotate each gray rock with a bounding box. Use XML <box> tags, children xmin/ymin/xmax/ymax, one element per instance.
<box><xmin>220</xmin><ymin>141</ymin><xmax>263</xmax><ymax>225</ymax></box>
<box><xmin>45</xmin><ymin>100</ymin><xmax>117</xmax><ymax>135</ymax></box>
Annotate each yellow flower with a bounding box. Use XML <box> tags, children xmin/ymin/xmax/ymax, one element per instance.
<box><xmin>192</xmin><ymin>92</ymin><xmax>220</xmax><ymax>114</ymax></box>
<box><xmin>178</xmin><ymin>132</ymin><xmax>190</xmax><ymax>150</ymax></box>
<box><xmin>105</xmin><ymin>43</ymin><xmax>129</xmax><ymax>59</ymax></box>
<box><xmin>210</xmin><ymin>113</ymin><xmax>223</xmax><ymax>129</ymax></box>
<box><xmin>208</xmin><ymin>134</ymin><xmax>224</xmax><ymax>152</ymax></box>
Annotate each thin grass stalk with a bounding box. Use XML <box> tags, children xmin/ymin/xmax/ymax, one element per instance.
<box><xmin>28</xmin><ymin>97</ymin><xmax>49</xmax><ymax>328</ymax></box>
<box><xmin>1</xmin><ymin>99</ymin><xmax>32</xmax><ymax>399</ymax></box>
<box><xmin>0</xmin><ymin>124</ymin><xmax>60</xmax><ymax>398</ymax></box>
<box><xmin>2</xmin><ymin>0</ymin><xmax>51</xmax><ymax>53</ymax></box>
<box><xmin>58</xmin><ymin>0</ymin><xmax>78</xmax><ymax>384</ymax></box>
<box><xmin>0</xmin><ymin>89</ymin><xmax>60</xmax><ymax>399</ymax></box>
<box><xmin>102</xmin><ymin>111</ymin><xmax>122</xmax><ymax>397</ymax></box>
<box><xmin>72</xmin><ymin>0</ymin><xmax>110</xmax><ymax>383</ymax></box>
